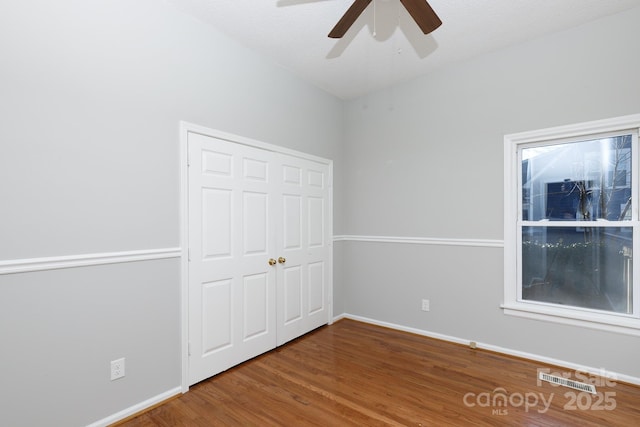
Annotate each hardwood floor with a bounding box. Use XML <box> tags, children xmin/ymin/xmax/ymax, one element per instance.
<box><xmin>118</xmin><ymin>319</ymin><xmax>640</xmax><ymax>426</ymax></box>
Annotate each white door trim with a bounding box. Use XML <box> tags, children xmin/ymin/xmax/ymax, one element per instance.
<box><xmin>179</xmin><ymin>121</ymin><xmax>333</xmax><ymax>392</ymax></box>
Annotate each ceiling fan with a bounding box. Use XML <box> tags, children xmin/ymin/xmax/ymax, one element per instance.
<box><xmin>328</xmin><ymin>0</ymin><xmax>442</xmax><ymax>38</ymax></box>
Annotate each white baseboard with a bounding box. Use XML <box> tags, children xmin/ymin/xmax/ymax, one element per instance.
<box><xmin>335</xmin><ymin>313</ymin><xmax>640</xmax><ymax>387</ymax></box>
<box><xmin>86</xmin><ymin>386</ymin><xmax>182</xmax><ymax>427</ymax></box>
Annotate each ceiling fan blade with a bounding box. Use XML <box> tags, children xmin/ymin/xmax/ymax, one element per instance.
<box><xmin>328</xmin><ymin>0</ymin><xmax>372</xmax><ymax>38</ymax></box>
<box><xmin>399</xmin><ymin>0</ymin><xmax>442</xmax><ymax>35</ymax></box>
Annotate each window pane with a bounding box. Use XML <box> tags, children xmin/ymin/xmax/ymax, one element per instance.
<box><xmin>522</xmin><ymin>226</ymin><xmax>633</xmax><ymax>314</ymax></box>
<box><xmin>522</xmin><ymin>135</ymin><xmax>632</xmax><ymax>221</ymax></box>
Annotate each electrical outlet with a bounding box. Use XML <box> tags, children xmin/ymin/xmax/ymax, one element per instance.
<box><xmin>110</xmin><ymin>358</ymin><xmax>125</xmax><ymax>381</ymax></box>
<box><xmin>421</xmin><ymin>299</ymin><xmax>430</xmax><ymax>311</ymax></box>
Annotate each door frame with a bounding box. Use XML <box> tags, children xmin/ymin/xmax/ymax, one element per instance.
<box><xmin>179</xmin><ymin>121</ymin><xmax>333</xmax><ymax>392</ymax></box>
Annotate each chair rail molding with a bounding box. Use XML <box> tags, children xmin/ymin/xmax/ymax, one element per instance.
<box><xmin>333</xmin><ymin>234</ymin><xmax>504</xmax><ymax>248</ymax></box>
<box><xmin>0</xmin><ymin>247</ymin><xmax>182</xmax><ymax>275</ymax></box>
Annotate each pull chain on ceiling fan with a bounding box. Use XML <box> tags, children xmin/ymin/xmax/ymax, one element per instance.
<box><xmin>328</xmin><ymin>0</ymin><xmax>442</xmax><ymax>38</ymax></box>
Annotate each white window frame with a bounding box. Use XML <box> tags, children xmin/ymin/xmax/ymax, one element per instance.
<box><xmin>503</xmin><ymin>114</ymin><xmax>640</xmax><ymax>336</ymax></box>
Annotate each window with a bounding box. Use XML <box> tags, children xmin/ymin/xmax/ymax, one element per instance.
<box><xmin>504</xmin><ymin>115</ymin><xmax>640</xmax><ymax>335</ymax></box>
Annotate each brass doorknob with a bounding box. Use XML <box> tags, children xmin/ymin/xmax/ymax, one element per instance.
<box><xmin>268</xmin><ymin>258</ymin><xmax>277</xmax><ymax>266</ymax></box>
<box><xmin>278</xmin><ymin>257</ymin><xmax>286</xmax><ymax>264</ymax></box>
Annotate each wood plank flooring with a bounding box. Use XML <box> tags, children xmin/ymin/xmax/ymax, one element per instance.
<box><xmin>118</xmin><ymin>319</ymin><xmax>640</xmax><ymax>426</ymax></box>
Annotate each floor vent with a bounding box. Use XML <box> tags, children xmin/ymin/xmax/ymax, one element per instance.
<box><xmin>538</xmin><ymin>372</ymin><xmax>597</xmax><ymax>394</ymax></box>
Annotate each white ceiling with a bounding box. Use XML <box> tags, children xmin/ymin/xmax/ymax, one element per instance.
<box><xmin>168</xmin><ymin>0</ymin><xmax>640</xmax><ymax>99</ymax></box>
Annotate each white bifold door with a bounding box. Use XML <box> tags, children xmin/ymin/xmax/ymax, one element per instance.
<box><xmin>187</xmin><ymin>131</ymin><xmax>332</xmax><ymax>386</ymax></box>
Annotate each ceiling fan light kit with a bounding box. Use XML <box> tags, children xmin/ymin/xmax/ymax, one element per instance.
<box><xmin>328</xmin><ymin>0</ymin><xmax>442</xmax><ymax>38</ymax></box>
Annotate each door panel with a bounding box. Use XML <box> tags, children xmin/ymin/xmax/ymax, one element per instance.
<box><xmin>188</xmin><ymin>133</ymin><xmax>277</xmax><ymax>386</ymax></box>
<box><xmin>283</xmin><ymin>195</ymin><xmax>302</xmax><ymax>250</ymax></box>
<box><xmin>202</xmin><ymin>189</ymin><xmax>232</xmax><ymax>259</ymax></box>
<box><xmin>243</xmin><ymin>273</ymin><xmax>269</xmax><ymax>339</ymax></box>
<box><xmin>276</xmin><ymin>157</ymin><xmax>331</xmax><ymax>345</ymax></box>
<box><xmin>243</xmin><ymin>158</ymin><xmax>268</xmax><ymax>181</ymax></box>
<box><xmin>308</xmin><ymin>261</ymin><xmax>325</xmax><ymax>314</ymax></box>
<box><xmin>283</xmin><ymin>265</ymin><xmax>302</xmax><ymax>324</ymax></box>
<box><xmin>242</xmin><ymin>191</ymin><xmax>268</xmax><ymax>255</ymax></box>
<box><xmin>201</xmin><ymin>279</ymin><xmax>232</xmax><ymax>354</ymax></box>
<box><xmin>308</xmin><ymin>196</ymin><xmax>325</xmax><ymax>247</ymax></box>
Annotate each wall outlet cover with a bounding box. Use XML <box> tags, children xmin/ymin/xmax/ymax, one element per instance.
<box><xmin>110</xmin><ymin>358</ymin><xmax>126</xmax><ymax>381</ymax></box>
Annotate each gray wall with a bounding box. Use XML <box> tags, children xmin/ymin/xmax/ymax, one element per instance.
<box><xmin>2</xmin><ymin>0</ymin><xmax>640</xmax><ymax>425</ymax></box>
<box><xmin>0</xmin><ymin>1</ymin><xmax>343</xmax><ymax>426</ymax></box>
<box><xmin>342</xmin><ymin>6</ymin><xmax>640</xmax><ymax>378</ymax></box>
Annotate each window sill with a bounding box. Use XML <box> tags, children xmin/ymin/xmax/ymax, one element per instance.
<box><xmin>501</xmin><ymin>302</ymin><xmax>640</xmax><ymax>336</ymax></box>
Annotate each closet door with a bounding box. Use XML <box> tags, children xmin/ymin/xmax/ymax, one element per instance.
<box><xmin>276</xmin><ymin>156</ymin><xmax>331</xmax><ymax>345</ymax></box>
<box><xmin>188</xmin><ymin>133</ymin><xmax>277</xmax><ymax>385</ymax></box>
<box><xmin>186</xmin><ymin>128</ymin><xmax>332</xmax><ymax>386</ymax></box>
